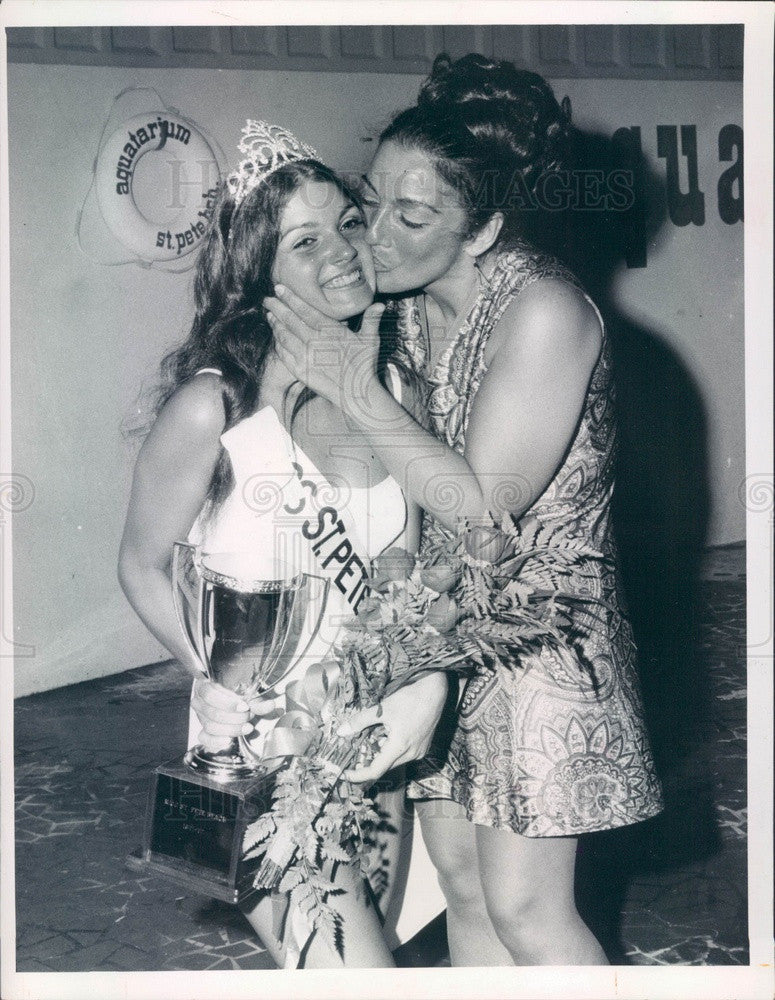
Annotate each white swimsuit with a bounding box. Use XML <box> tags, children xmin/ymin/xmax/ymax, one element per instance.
<box><xmin>186</xmin><ymin>384</ymin><xmax>407</xmax><ymax>752</ymax></box>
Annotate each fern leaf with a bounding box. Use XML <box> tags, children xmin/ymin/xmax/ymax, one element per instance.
<box><xmin>242</xmin><ymin>813</ymin><xmax>276</xmax><ymax>854</ymax></box>
<box><xmin>321</xmin><ymin>841</ymin><xmax>353</xmax><ymax>863</ymax></box>
<box><xmin>278</xmin><ymin>867</ymin><xmax>305</xmax><ymax>894</ymax></box>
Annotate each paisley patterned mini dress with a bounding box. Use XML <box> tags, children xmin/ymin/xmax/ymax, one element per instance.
<box><xmin>400</xmin><ymin>245</ymin><xmax>664</xmax><ymax>837</ymax></box>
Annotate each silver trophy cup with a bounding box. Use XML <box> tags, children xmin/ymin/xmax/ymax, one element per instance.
<box><xmin>171</xmin><ymin>542</ymin><xmax>329</xmax><ymax>781</ymax></box>
<box><xmin>129</xmin><ymin>544</ymin><xmax>330</xmax><ymax>902</ymax></box>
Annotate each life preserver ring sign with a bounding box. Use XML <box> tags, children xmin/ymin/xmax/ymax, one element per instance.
<box><xmin>94</xmin><ymin>112</ymin><xmax>219</xmax><ymax>262</ymax></box>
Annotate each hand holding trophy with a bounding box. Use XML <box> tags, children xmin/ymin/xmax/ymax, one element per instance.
<box><xmin>132</xmin><ymin>541</ymin><xmax>329</xmax><ymax>902</ymax></box>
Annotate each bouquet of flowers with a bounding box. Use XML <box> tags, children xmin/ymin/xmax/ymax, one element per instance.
<box><xmin>241</xmin><ymin>546</ymin><xmax>474</xmax><ymax>955</ymax></box>
<box><xmin>242</xmin><ymin>514</ymin><xmax>613</xmax><ymax>957</ymax></box>
<box><xmin>429</xmin><ymin>511</ymin><xmax>616</xmax><ymax>685</ymax></box>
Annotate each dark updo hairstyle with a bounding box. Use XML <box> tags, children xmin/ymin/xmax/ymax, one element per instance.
<box><xmin>380</xmin><ymin>52</ymin><xmax>575</xmax><ymax>247</ymax></box>
<box><xmin>156</xmin><ymin>159</ymin><xmax>361</xmax><ymax>511</ymax></box>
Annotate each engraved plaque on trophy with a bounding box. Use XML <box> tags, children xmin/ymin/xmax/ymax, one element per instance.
<box><xmin>128</xmin><ymin>543</ymin><xmax>328</xmax><ymax>903</ymax></box>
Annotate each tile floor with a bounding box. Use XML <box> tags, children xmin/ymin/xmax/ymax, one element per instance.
<box><xmin>14</xmin><ymin>544</ymin><xmax>748</xmax><ymax>970</ymax></box>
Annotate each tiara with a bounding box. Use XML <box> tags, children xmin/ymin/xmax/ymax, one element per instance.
<box><xmin>226</xmin><ymin>120</ymin><xmax>320</xmax><ymax>206</ymax></box>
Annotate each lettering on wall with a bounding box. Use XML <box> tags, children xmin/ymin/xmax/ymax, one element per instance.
<box><xmin>501</xmin><ymin>122</ymin><xmax>744</xmax><ymax>271</ymax></box>
<box><xmin>614</xmin><ymin>123</ymin><xmax>743</xmax><ymax>269</ymax></box>
<box><xmin>717</xmin><ymin>124</ymin><xmax>744</xmax><ymax>226</ymax></box>
<box><xmin>657</xmin><ymin>125</ymin><xmax>706</xmax><ymax>226</ymax></box>
<box><xmin>640</xmin><ymin>123</ymin><xmax>744</xmax><ymax>229</ymax></box>
<box><xmin>115</xmin><ymin>117</ymin><xmax>192</xmax><ymax>195</ymax></box>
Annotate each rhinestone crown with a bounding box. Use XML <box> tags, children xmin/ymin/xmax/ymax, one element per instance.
<box><xmin>226</xmin><ymin>120</ymin><xmax>320</xmax><ymax>206</ymax></box>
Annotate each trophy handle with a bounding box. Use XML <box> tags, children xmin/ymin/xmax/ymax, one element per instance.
<box><xmin>171</xmin><ymin>541</ymin><xmax>208</xmax><ymax>674</ymax></box>
<box><xmin>292</xmin><ymin>573</ymin><xmax>332</xmax><ymax>672</ymax></box>
<box><xmin>238</xmin><ymin>573</ymin><xmax>333</xmax><ymax>765</ymax></box>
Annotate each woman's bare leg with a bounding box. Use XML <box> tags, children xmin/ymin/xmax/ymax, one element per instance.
<box><xmin>241</xmin><ymin>858</ymin><xmax>395</xmax><ymax>969</ymax></box>
<box><xmin>240</xmin><ymin>892</ymin><xmax>287</xmax><ymax>967</ymax></box>
<box><xmin>304</xmin><ymin>858</ymin><xmax>396</xmax><ymax>967</ymax></box>
<box><xmin>365</xmin><ymin>780</ymin><xmax>407</xmax><ymax>920</ymax></box>
<box><xmin>416</xmin><ymin>799</ymin><xmax>513</xmax><ymax>966</ymax></box>
<box><xmin>476</xmin><ymin>825</ymin><xmax>608</xmax><ymax>965</ymax></box>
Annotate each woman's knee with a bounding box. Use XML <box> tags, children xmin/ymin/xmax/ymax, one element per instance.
<box><xmin>482</xmin><ymin>880</ymin><xmax>546</xmax><ymax>936</ymax></box>
<box><xmin>416</xmin><ymin>804</ymin><xmax>485</xmax><ymax>909</ymax></box>
<box><xmin>435</xmin><ymin>860</ymin><xmax>484</xmax><ymax>910</ymax></box>
<box><xmin>426</xmin><ymin>832</ymin><xmax>482</xmax><ymax>907</ymax></box>
<box><xmin>476</xmin><ymin>831</ymin><xmax>578</xmax><ymax>946</ymax></box>
<box><xmin>482</xmin><ymin>876</ymin><xmax>608</xmax><ymax>964</ymax></box>
<box><xmin>481</xmin><ymin>872</ymin><xmax>581</xmax><ymax>960</ymax></box>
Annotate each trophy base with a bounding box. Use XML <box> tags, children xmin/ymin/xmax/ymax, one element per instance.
<box><xmin>131</xmin><ymin>757</ymin><xmax>274</xmax><ymax>905</ymax></box>
<box><xmin>183</xmin><ymin>744</ymin><xmax>263</xmax><ymax>782</ymax></box>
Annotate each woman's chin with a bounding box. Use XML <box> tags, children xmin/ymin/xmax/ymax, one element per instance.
<box><xmin>373</xmin><ymin>270</ymin><xmax>404</xmax><ymax>296</ymax></box>
<box><xmin>322</xmin><ymin>289</ymin><xmax>374</xmax><ymax>321</ymax></box>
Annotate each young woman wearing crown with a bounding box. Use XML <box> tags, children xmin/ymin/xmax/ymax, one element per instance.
<box><xmin>118</xmin><ymin>121</ymin><xmax>448</xmax><ymax>967</ymax></box>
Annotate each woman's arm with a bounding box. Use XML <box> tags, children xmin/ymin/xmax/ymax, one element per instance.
<box><xmin>266</xmin><ymin>280</ymin><xmax>602</xmax><ymax>783</ymax></box>
<box><xmin>118</xmin><ymin>374</ymin><xmax>226</xmax><ymax>675</ymax></box>
<box><xmin>267</xmin><ymin>279</ymin><xmax>602</xmax><ymax>531</ymax></box>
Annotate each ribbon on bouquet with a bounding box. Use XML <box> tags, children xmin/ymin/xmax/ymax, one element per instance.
<box><xmin>249</xmin><ymin>660</ymin><xmax>365</xmax><ymax>967</ymax></box>
<box><xmin>249</xmin><ymin>656</ymin><xmax>355</xmax><ymax>892</ymax></box>
<box><xmin>247</xmin><ymin>656</ymin><xmax>358</xmax><ymax>970</ymax></box>
<box><xmin>259</xmin><ymin>658</ymin><xmax>341</xmax><ymax>764</ymax></box>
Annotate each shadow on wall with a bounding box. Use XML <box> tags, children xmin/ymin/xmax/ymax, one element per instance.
<box><xmin>532</xmin><ymin>128</ymin><xmax>717</xmax><ymax>962</ymax></box>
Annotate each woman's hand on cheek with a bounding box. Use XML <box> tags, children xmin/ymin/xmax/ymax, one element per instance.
<box><xmin>265</xmin><ymin>285</ymin><xmax>384</xmax><ymax>408</ymax></box>
<box><xmin>269</xmin><ymin>283</ymin><xmax>341</xmax><ymax>332</ymax></box>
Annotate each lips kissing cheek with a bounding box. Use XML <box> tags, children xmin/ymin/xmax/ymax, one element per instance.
<box><xmin>363</xmin><ymin>141</ymin><xmax>470</xmax><ymax>296</ymax></box>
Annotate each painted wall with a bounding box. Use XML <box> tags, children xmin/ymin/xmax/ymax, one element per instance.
<box><xmin>8</xmin><ymin>64</ymin><xmax>743</xmax><ymax>695</ymax></box>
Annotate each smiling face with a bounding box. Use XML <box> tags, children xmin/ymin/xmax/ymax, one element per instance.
<box><xmin>271</xmin><ymin>178</ymin><xmax>376</xmax><ymax>321</ymax></box>
<box><xmin>360</xmin><ymin>140</ymin><xmax>472</xmax><ymax>297</ymax></box>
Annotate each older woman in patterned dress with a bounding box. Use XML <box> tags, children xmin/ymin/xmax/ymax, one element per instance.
<box><xmin>266</xmin><ymin>53</ymin><xmax>663</xmax><ymax>965</ymax></box>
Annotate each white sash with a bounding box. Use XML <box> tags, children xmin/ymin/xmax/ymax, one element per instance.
<box><xmin>280</xmin><ymin>447</ymin><xmax>372</xmax><ymax>617</ymax></box>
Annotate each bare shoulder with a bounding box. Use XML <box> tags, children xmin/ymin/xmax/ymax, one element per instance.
<box><xmin>143</xmin><ymin>373</ymin><xmax>226</xmax><ymax>461</ymax></box>
<box><xmin>157</xmin><ymin>373</ymin><xmax>225</xmax><ymax>434</ymax></box>
<box><xmin>515</xmin><ymin>276</ymin><xmax>601</xmax><ymax>330</ymax></box>
<box><xmin>487</xmin><ymin>276</ymin><xmax>602</xmax><ymax>370</ymax></box>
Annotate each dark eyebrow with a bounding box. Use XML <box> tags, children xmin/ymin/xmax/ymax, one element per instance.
<box><xmin>396</xmin><ymin>197</ymin><xmax>441</xmax><ymax>215</ymax></box>
<box><xmin>280</xmin><ymin>203</ymin><xmax>359</xmax><ymax>241</ymax></box>
<box><xmin>279</xmin><ymin>221</ymin><xmax>317</xmax><ymax>240</ymax></box>
<box><xmin>361</xmin><ymin>175</ymin><xmax>441</xmax><ymax>214</ymax></box>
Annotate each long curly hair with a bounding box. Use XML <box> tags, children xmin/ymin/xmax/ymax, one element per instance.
<box><xmin>380</xmin><ymin>52</ymin><xmax>575</xmax><ymax>247</ymax></box>
<box><xmin>155</xmin><ymin>160</ymin><xmax>363</xmax><ymax>511</ymax></box>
